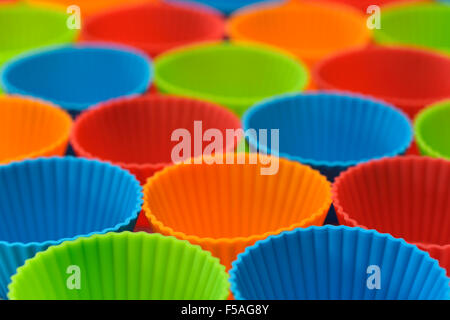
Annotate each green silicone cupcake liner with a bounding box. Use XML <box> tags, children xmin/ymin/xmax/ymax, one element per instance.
<box><xmin>415</xmin><ymin>100</ymin><xmax>450</xmax><ymax>159</ymax></box>
<box><xmin>8</xmin><ymin>232</ymin><xmax>230</xmax><ymax>300</ymax></box>
<box><xmin>154</xmin><ymin>41</ymin><xmax>309</xmax><ymax>116</ymax></box>
<box><xmin>374</xmin><ymin>3</ymin><xmax>450</xmax><ymax>54</ymax></box>
<box><xmin>0</xmin><ymin>3</ymin><xmax>77</xmax><ymax>67</ymax></box>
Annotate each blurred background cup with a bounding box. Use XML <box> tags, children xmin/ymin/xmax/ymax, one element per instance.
<box><xmin>8</xmin><ymin>232</ymin><xmax>230</xmax><ymax>300</ymax></box>
<box><xmin>80</xmin><ymin>1</ymin><xmax>225</xmax><ymax>58</ymax></box>
<box><xmin>415</xmin><ymin>100</ymin><xmax>450</xmax><ymax>159</ymax></box>
<box><xmin>313</xmin><ymin>46</ymin><xmax>450</xmax><ymax>119</ymax></box>
<box><xmin>1</xmin><ymin>44</ymin><xmax>153</xmax><ymax>118</ymax></box>
<box><xmin>228</xmin><ymin>1</ymin><xmax>370</xmax><ymax>68</ymax></box>
<box><xmin>0</xmin><ymin>2</ymin><xmax>77</xmax><ymax>92</ymax></box>
<box><xmin>0</xmin><ymin>157</ymin><xmax>142</xmax><ymax>299</ymax></box>
<box><xmin>154</xmin><ymin>42</ymin><xmax>309</xmax><ymax>116</ymax></box>
<box><xmin>374</xmin><ymin>2</ymin><xmax>450</xmax><ymax>55</ymax></box>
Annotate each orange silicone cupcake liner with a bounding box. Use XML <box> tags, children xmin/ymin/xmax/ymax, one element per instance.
<box><xmin>0</xmin><ymin>95</ymin><xmax>72</xmax><ymax>164</ymax></box>
<box><xmin>143</xmin><ymin>153</ymin><xmax>332</xmax><ymax>269</ymax></box>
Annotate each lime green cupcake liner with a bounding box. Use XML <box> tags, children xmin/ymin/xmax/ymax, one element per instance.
<box><xmin>8</xmin><ymin>232</ymin><xmax>230</xmax><ymax>300</ymax></box>
<box><xmin>374</xmin><ymin>3</ymin><xmax>450</xmax><ymax>54</ymax></box>
<box><xmin>0</xmin><ymin>3</ymin><xmax>77</xmax><ymax>67</ymax></box>
<box><xmin>415</xmin><ymin>100</ymin><xmax>450</xmax><ymax>159</ymax></box>
<box><xmin>154</xmin><ymin>42</ymin><xmax>309</xmax><ymax>116</ymax></box>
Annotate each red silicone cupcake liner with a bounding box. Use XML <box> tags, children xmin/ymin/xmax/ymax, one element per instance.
<box><xmin>313</xmin><ymin>46</ymin><xmax>450</xmax><ymax>119</ymax></box>
<box><xmin>81</xmin><ymin>2</ymin><xmax>225</xmax><ymax>58</ymax></box>
<box><xmin>333</xmin><ymin>156</ymin><xmax>450</xmax><ymax>276</ymax></box>
<box><xmin>71</xmin><ymin>94</ymin><xmax>242</xmax><ymax>182</ymax></box>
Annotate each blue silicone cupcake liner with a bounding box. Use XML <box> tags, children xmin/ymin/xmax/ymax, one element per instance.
<box><xmin>0</xmin><ymin>157</ymin><xmax>142</xmax><ymax>299</ymax></box>
<box><xmin>243</xmin><ymin>92</ymin><xmax>413</xmax><ymax>182</ymax></box>
<box><xmin>242</xmin><ymin>92</ymin><xmax>413</xmax><ymax>224</ymax></box>
<box><xmin>169</xmin><ymin>0</ymin><xmax>284</xmax><ymax>15</ymax></box>
<box><xmin>0</xmin><ymin>43</ymin><xmax>153</xmax><ymax>117</ymax></box>
<box><xmin>230</xmin><ymin>226</ymin><xmax>450</xmax><ymax>300</ymax></box>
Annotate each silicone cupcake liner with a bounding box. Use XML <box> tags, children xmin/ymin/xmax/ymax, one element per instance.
<box><xmin>415</xmin><ymin>100</ymin><xmax>450</xmax><ymax>159</ymax></box>
<box><xmin>81</xmin><ymin>2</ymin><xmax>225</xmax><ymax>58</ymax></box>
<box><xmin>0</xmin><ymin>3</ymin><xmax>77</xmax><ymax>68</ymax></box>
<box><xmin>242</xmin><ymin>92</ymin><xmax>413</xmax><ymax>182</ymax></box>
<box><xmin>71</xmin><ymin>94</ymin><xmax>242</xmax><ymax>184</ymax></box>
<box><xmin>229</xmin><ymin>226</ymin><xmax>450</xmax><ymax>300</ymax></box>
<box><xmin>313</xmin><ymin>46</ymin><xmax>450</xmax><ymax>119</ymax></box>
<box><xmin>143</xmin><ymin>153</ymin><xmax>332</xmax><ymax>269</ymax></box>
<box><xmin>8</xmin><ymin>232</ymin><xmax>229</xmax><ymax>300</ymax></box>
<box><xmin>155</xmin><ymin>42</ymin><xmax>309</xmax><ymax>116</ymax></box>
<box><xmin>27</xmin><ymin>0</ymin><xmax>155</xmax><ymax>17</ymax></box>
<box><xmin>1</xmin><ymin>44</ymin><xmax>152</xmax><ymax>117</ymax></box>
<box><xmin>170</xmin><ymin>0</ymin><xmax>284</xmax><ymax>14</ymax></box>
<box><xmin>0</xmin><ymin>157</ymin><xmax>142</xmax><ymax>299</ymax></box>
<box><xmin>374</xmin><ymin>2</ymin><xmax>450</xmax><ymax>55</ymax></box>
<box><xmin>228</xmin><ymin>2</ymin><xmax>370</xmax><ymax>67</ymax></box>
<box><xmin>333</xmin><ymin>156</ymin><xmax>450</xmax><ymax>276</ymax></box>
<box><xmin>0</xmin><ymin>95</ymin><xmax>72</xmax><ymax>164</ymax></box>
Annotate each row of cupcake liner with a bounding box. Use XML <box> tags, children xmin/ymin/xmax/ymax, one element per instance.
<box><xmin>1</xmin><ymin>40</ymin><xmax>449</xmax><ymax>180</ymax></box>
<box><xmin>2</xmin><ymin>40</ymin><xmax>450</xmax><ymax>118</ymax></box>
<box><xmin>4</xmin><ymin>227</ymin><xmax>450</xmax><ymax>300</ymax></box>
<box><xmin>1</xmin><ymin>44</ymin><xmax>153</xmax><ymax>116</ymax></box>
<box><xmin>228</xmin><ymin>1</ymin><xmax>450</xmax><ymax>63</ymax></box>
<box><xmin>1</xmin><ymin>1</ymin><xmax>450</xmax><ymax>86</ymax></box>
<box><xmin>0</xmin><ymin>70</ymin><xmax>448</xmax><ymax>221</ymax></box>
<box><xmin>3</xmin><ymin>40</ymin><xmax>447</xmax><ymax>230</ymax></box>
<box><xmin>1</xmin><ymin>1</ymin><xmax>449</xmax><ymax>115</ymax></box>
<box><xmin>0</xmin><ymin>152</ymin><xmax>448</xmax><ymax>298</ymax></box>
<box><xmin>1</xmin><ymin>90</ymin><xmax>448</xmax><ymax>179</ymax></box>
<box><xmin>0</xmin><ymin>43</ymin><xmax>449</xmax><ymax>123</ymax></box>
<box><xmin>4</xmin><ymin>0</ymin><xmax>447</xmax><ymax>65</ymax></box>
